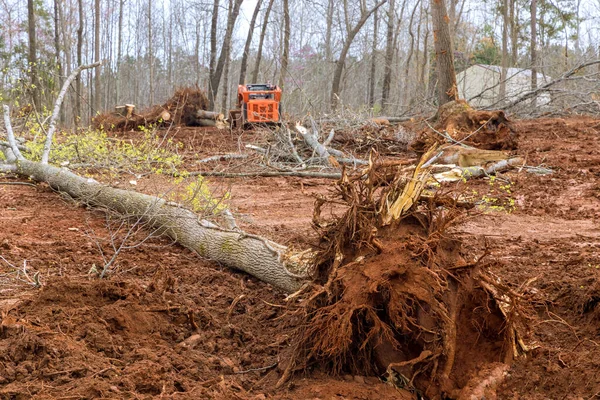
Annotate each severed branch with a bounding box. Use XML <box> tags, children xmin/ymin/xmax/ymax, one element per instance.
<box><xmin>187</xmin><ymin>170</ymin><xmax>342</xmax><ymax>179</ymax></box>
<box><xmin>41</xmin><ymin>61</ymin><xmax>102</xmax><ymax>164</ymax></box>
<box><xmin>295</xmin><ymin>122</ymin><xmax>333</xmax><ymax>166</ymax></box>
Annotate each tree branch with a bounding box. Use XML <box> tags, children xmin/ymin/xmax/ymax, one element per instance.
<box><xmin>41</xmin><ymin>61</ymin><xmax>102</xmax><ymax>164</ymax></box>
<box><xmin>2</xmin><ymin>105</ymin><xmax>24</xmax><ymax>162</ymax></box>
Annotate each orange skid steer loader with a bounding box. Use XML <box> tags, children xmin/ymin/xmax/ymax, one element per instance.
<box><xmin>230</xmin><ymin>84</ymin><xmax>282</xmax><ymax>128</ymax></box>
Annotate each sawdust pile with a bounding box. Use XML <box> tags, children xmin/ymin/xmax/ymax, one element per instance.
<box><xmin>281</xmin><ymin>152</ymin><xmax>532</xmax><ymax>399</ymax></box>
<box><xmin>93</xmin><ymin>88</ymin><xmax>209</xmax><ymax>131</ymax></box>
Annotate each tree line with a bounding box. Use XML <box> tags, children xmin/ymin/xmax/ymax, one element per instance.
<box><xmin>0</xmin><ymin>0</ymin><xmax>597</xmax><ymax>126</ymax></box>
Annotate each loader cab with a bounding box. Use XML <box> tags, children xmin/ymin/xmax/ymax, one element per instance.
<box><xmin>235</xmin><ymin>83</ymin><xmax>282</xmax><ymax>127</ymax></box>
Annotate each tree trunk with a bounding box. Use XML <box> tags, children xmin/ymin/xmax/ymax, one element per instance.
<box><xmin>13</xmin><ymin>159</ymin><xmax>304</xmax><ymax>294</ymax></box>
<box><xmin>53</xmin><ymin>0</ymin><xmax>64</xmax><ymax>124</ymax></box>
<box><xmin>530</xmin><ymin>0</ymin><xmax>537</xmax><ymax>108</ymax></box>
<box><xmin>368</xmin><ymin>9</ymin><xmax>379</xmax><ymax>108</ymax></box>
<box><xmin>403</xmin><ymin>1</ymin><xmax>419</xmax><ymax>107</ymax></box>
<box><xmin>509</xmin><ymin>0</ymin><xmax>518</xmax><ymax>66</ymax></box>
<box><xmin>221</xmin><ymin>53</ymin><xmax>230</xmax><ymax>112</ymax></box>
<box><xmin>381</xmin><ymin>0</ymin><xmax>395</xmax><ymax>113</ymax></box>
<box><xmin>27</xmin><ymin>0</ymin><xmax>40</xmax><ymax>111</ymax></box>
<box><xmin>278</xmin><ymin>0</ymin><xmax>290</xmax><ymax>89</ymax></box>
<box><xmin>209</xmin><ymin>0</ymin><xmax>244</xmax><ymax>110</ymax></box>
<box><xmin>148</xmin><ymin>0</ymin><xmax>154</xmax><ymax>106</ymax></box>
<box><xmin>252</xmin><ymin>0</ymin><xmax>274</xmax><ymax>82</ymax></box>
<box><xmin>430</xmin><ymin>0</ymin><xmax>457</xmax><ymax>106</ymax></box>
<box><xmin>209</xmin><ymin>0</ymin><xmax>219</xmax><ymax>97</ymax></box>
<box><xmin>324</xmin><ymin>0</ymin><xmax>334</xmax><ymax>62</ymax></box>
<box><xmin>75</xmin><ymin>0</ymin><xmax>84</xmax><ymax>125</ymax></box>
<box><xmin>331</xmin><ymin>1</ymin><xmax>387</xmax><ymax>111</ymax></box>
<box><xmin>239</xmin><ymin>0</ymin><xmax>263</xmax><ymax>85</ymax></box>
<box><xmin>94</xmin><ymin>0</ymin><xmax>101</xmax><ymax>113</ymax></box>
<box><xmin>117</xmin><ymin>0</ymin><xmax>124</xmax><ymax>105</ymax></box>
<box><xmin>499</xmin><ymin>0</ymin><xmax>508</xmax><ymax>102</ymax></box>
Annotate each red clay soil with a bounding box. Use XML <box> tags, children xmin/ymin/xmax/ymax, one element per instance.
<box><xmin>1</xmin><ymin>116</ymin><xmax>600</xmax><ymax>399</ymax></box>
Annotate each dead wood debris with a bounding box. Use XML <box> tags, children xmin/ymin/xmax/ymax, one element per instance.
<box><xmin>93</xmin><ymin>87</ymin><xmax>215</xmax><ymax>131</ymax></box>
<box><xmin>410</xmin><ymin>100</ymin><xmax>519</xmax><ymax>155</ymax></box>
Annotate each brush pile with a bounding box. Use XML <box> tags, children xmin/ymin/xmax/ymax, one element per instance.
<box><xmin>93</xmin><ymin>88</ymin><xmax>212</xmax><ymax>131</ymax></box>
<box><xmin>281</xmin><ymin>149</ymin><xmax>533</xmax><ymax>399</ymax></box>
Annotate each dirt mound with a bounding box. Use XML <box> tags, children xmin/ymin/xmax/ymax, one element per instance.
<box><xmin>93</xmin><ymin>87</ymin><xmax>209</xmax><ymax>131</ymax></box>
<box><xmin>411</xmin><ymin>100</ymin><xmax>519</xmax><ymax>154</ymax></box>
<box><xmin>280</xmin><ymin>156</ymin><xmax>530</xmax><ymax>398</ymax></box>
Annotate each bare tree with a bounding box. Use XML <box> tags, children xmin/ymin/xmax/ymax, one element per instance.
<box><xmin>53</xmin><ymin>0</ymin><xmax>63</xmax><ymax>123</ymax></box>
<box><xmin>252</xmin><ymin>0</ymin><xmax>275</xmax><ymax>82</ymax></box>
<box><xmin>499</xmin><ymin>0</ymin><xmax>508</xmax><ymax>101</ymax></box>
<box><xmin>368</xmin><ymin>8</ymin><xmax>379</xmax><ymax>107</ymax></box>
<box><xmin>239</xmin><ymin>0</ymin><xmax>263</xmax><ymax>84</ymax></box>
<box><xmin>209</xmin><ymin>0</ymin><xmax>244</xmax><ymax>110</ymax></box>
<box><xmin>324</xmin><ymin>0</ymin><xmax>334</xmax><ymax>62</ymax></box>
<box><xmin>27</xmin><ymin>0</ymin><xmax>40</xmax><ymax>110</ymax></box>
<box><xmin>530</xmin><ymin>0</ymin><xmax>537</xmax><ymax>108</ymax></box>
<box><xmin>116</xmin><ymin>0</ymin><xmax>125</xmax><ymax>105</ymax></box>
<box><xmin>94</xmin><ymin>0</ymin><xmax>101</xmax><ymax>113</ymax></box>
<box><xmin>278</xmin><ymin>0</ymin><xmax>291</xmax><ymax>88</ymax></box>
<box><xmin>148</xmin><ymin>0</ymin><xmax>154</xmax><ymax>105</ymax></box>
<box><xmin>76</xmin><ymin>0</ymin><xmax>84</xmax><ymax>125</ymax></box>
<box><xmin>331</xmin><ymin>0</ymin><xmax>387</xmax><ymax>111</ymax></box>
<box><xmin>431</xmin><ymin>0</ymin><xmax>457</xmax><ymax>106</ymax></box>
<box><xmin>381</xmin><ymin>0</ymin><xmax>395</xmax><ymax>113</ymax></box>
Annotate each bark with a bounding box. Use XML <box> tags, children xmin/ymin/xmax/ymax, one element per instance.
<box><xmin>430</xmin><ymin>0</ymin><xmax>457</xmax><ymax>106</ymax></box>
<box><xmin>13</xmin><ymin>159</ymin><xmax>304</xmax><ymax>293</ymax></box>
<box><xmin>209</xmin><ymin>0</ymin><xmax>219</xmax><ymax>91</ymax></box>
<box><xmin>381</xmin><ymin>0</ymin><xmax>395</xmax><ymax>113</ymax></box>
<box><xmin>324</xmin><ymin>0</ymin><xmax>334</xmax><ymax>62</ymax></box>
<box><xmin>252</xmin><ymin>0</ymin><xmax>274</xmax><ymax>82</ymax></box>
<box><xmin>196</xmin><ymin>110</ymin><xmax>225</xmax><ymax>120</ymax></box>
<box><xmin>148</xmin><ymin>0</ymin><xmax>154</xmax><ymax>105</ymax></box>
<box><xmin>331</xmin><ymin>1</ymin><xmax>387</xmax><ymax>110</ymax></box>
<box><xmin>368</xmin><ymin>9</ymin><xmax>379</xmax><ymax>108</ymax></box>
<box><xmin>209</xmin><ymin>0</ymin><xmax>244</xmax><ymax>110</ymax></box>
<box><xmin>499</xmin><ymin>0</ymin><xmax>508</xmax><ymax>102</ymax></box>
<box><xmin>94</xmin><ymin>0</ymin><xmax>101</xmax><ymax>113</ymax></box>
<box><xmin>530</xmin><ymin>0</ymin><xmax>537</xmax><ymax>108</ymax></box>
<box><xmin>76</xmin><ymin>0</ymin><xmax>84</xmax><ymax>125</ymax></box>
<box><xmin>221</xmin><ymin>52</ymin><xmax>230</xmax><ymax>112</ymax></box>
<box><xmin>403</xmin><ymin>1</ymin><xmax>419</xmax><ymax>106</ymax></box>
<box><xmin>53</xmin><ymin>0</ymin><xmax>63</xmax><ymax>124</ymax></box>
<box><xmin>239</xmin><ymin>0</ymin><xmax>263</xmax><ymax>85</ymax></box>
<box><xmin>117</xmin><ymin>0</ymin><xmax>124</xmax><ymax>105</ymax></box>
<box><xmin>509</xmin><ymin>0</ymin><xmax>518</xmax><ymax>66</ymax></box>
<box><xmin>278</xmin><ymin>0</ymin><xmax>291</xmax><ymax>89</ymax></box>
<box><xmin>27</xmin><ymin>0</ymin><xmax>40</xmax><ymax>110</ymax></box>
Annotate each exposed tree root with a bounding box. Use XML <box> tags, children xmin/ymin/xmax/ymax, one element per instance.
<box><xmin>280</xmin><ymin>151</ymin><xmax>532</xmax><ymax>399</ymax></box>
<box><xmin>93</xmin><ymin>87</ymin><xmax>211</xmax><ymax>131</ymax></box>
<box><xmin>411</xmin><ymin>100</ymin><xmax>519</xmax><ymax>154</ymax></box>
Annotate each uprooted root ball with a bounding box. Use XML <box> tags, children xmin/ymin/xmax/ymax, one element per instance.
<box><xmin>93</xmin><ymin>87</ymin><xmax>210</xmax><ymax>131</ymax></box>
<box><xmin>411</xmin><ymin>100</ymin><xmax>519</xmax><ymax>154</ymax></box>
<box><xmin>282</xmin><ymin>159</ymin><xmax>531</xmax><ymax>399</ymax></box>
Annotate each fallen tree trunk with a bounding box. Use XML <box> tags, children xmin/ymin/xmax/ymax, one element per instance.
<box><xmin>196</xmin><ymin>110</ymin><xmax>225</xmax><ymax>121</ymax></box>
<box><xmin>14</xmin><ymin>159</ymin><xmax>306</xmax><ymax>293</ymax></box>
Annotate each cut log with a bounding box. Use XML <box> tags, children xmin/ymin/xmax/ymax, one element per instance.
<box><xmin>159</xmin><ymin>109</ymin><xmax>171</xmax><ymax>122</ymax></box>
<box><xmin>196</xmin><ymin>110</ymin><xmax>225</xmax><ymax>121</ymax></box>
<box><xmin>14</xmin><ymin>159</ymin><xmax>306</xmax><ymax>293</ymax></box>
<box><xmin>115</xmin><ymin>104</ymin><xmax>136</xmax><ymax>118</ymax></box>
